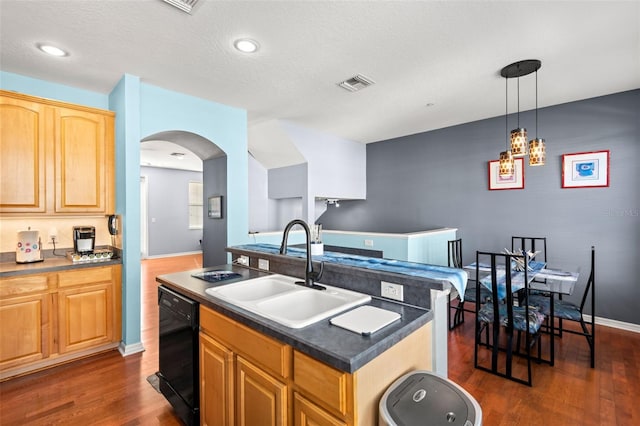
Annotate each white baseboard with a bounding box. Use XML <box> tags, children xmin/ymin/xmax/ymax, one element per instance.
<box><xmin>118</xmin><ymin>341</ymin><xmax>146</xmax><ymax>356</ymax></box>
<box><xmin>143</xmin><ymin>250</ymin><xmax>202</xmax><ymax>260</ymax></box>
<box><xmin>584</xmin><ymin>315</ymin><xmax>640</xmax><ymax>333</ymax></box>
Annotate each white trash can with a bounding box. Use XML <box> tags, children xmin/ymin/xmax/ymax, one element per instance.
<box><xmin>379</xmin><ymin>370</ymin><xmax>482</xmax><ymax>426</ymax></box>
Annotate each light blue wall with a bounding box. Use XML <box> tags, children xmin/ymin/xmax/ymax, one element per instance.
<box><xmin>1</xmin><ymin>71</ymin><xmax>108</xmax><ymax>108</ymax></box>
<box><xmin>323</xmin><ymin>233</ymin><xmax>408</xmax><ymax>260</ymax></box>
<box><xmin>1</xmin><ymin>71</ymin><xmax>251</xmax><ymax>350</ymax></box>
<box><xmin>109</xmin><ymin>74</ymin><xmax>142</xmax><ymax>349</ymax></box>
<box><xmin>139</xmin><ymin>84</ymin><xmax>249</xmax><ymax>247</ymax></box>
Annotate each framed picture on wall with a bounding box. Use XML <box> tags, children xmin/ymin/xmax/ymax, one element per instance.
<box><xmin>562</xmin><ymin>150</ymin><xmax>610</xmax><ymax>188</ymax></box>
<box><xmin>208</xmin><ymin>195</ymin><xmax>223</xmax><ymax>218</ymax></box>
<box><xmin>488</xmin><ymin>158</ymin><xmax>525</xmax><ymax>190</ymax></box>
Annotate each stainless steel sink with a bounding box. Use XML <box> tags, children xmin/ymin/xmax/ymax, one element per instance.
<box><xmin>204</xmin><ymin>274</ymin><xmax>371</xmax><ymax>328</ymax></box>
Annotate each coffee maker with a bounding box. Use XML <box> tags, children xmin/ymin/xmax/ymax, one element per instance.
<box><xmin>73</xmin><ymin>226</ymin><xmax>95</xmax><ymax>254</ymax></box>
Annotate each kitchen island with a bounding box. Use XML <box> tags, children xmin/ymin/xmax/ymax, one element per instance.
<box><xmin>227</xmin><ymin>243</ymin><xmax>466</xmax><ymax>377</ymax></box>
<box><xmin>157</xmin><ymin>264</ymin><xmax>433</xmax><ymax>425</ymax></box>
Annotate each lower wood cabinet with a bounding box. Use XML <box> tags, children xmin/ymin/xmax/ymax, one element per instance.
<box><xmin>0</xmin><ymin>292</ymin><xmax>50</xmax><ymax>369</ymax></box>
<box><xmin>57</xmin><ymin>282</ymin><xmax>113</xmax><ymax>353</ymax></box>
<box><xmin>293</xmin><ymin>393</ymin><xmax>347</xmax><ymax>426</ymax></box>
<box><xmin>200</xmin><ymin>306</ymin><xmax>290</xmax><ymax>426</ymax></box>
<box><xmin>236</xmin><ymin>356</ymin><xmax>287</xmax><ymax>426</ymax></box>
<box><xmin>200</xmin><ymin>331</ymin><xmax>235</xmax><ymax>426</ymax></box>
<box><xmin>199</xmin><ymin>305</ymin><xmax>432</xmax><ymax>426</ymax></box>
<box><xmin>0</xmin><ymin>264</ymin><xmax>122</xmax><ymax>380</ymax></box>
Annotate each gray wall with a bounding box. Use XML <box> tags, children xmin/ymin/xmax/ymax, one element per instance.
<box><xmin>203</xmin><ymin>156</ymin><xmax>228</xmax><ymax>267</ymax></box>
<box><xmin>319</xmin><ymin>90</ymin><xmax>640</xmax><ymax>325</ymax></box>
<box><xmin>142</xmin><ymin>166</ymin><xmax>203</xmax><ymax>256</ymax></box>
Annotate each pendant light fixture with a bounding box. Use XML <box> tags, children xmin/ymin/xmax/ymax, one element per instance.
<box><xmin>498</xmin><ymin>59</ymin><xmax>544</xmax><ymax>173</ymax></box>
<box><xmin>510</xmin><ymin>76</ymin><xmax>528</xmax><ymax>157</ymax></box>
<box><xmin>499</xmin><ymin>74</ymin><xmax>514</xmax><ymax>176</ymax></box>
<box><xmin>528</xmin><ymin>68</ymin><xmax>546</xmax><ymax>166</ymax></box>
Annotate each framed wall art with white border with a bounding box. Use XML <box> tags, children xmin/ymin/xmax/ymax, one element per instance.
<box><xmin>488</xmin><ymin>158</ymin><xmax>525</xmax><ymax>190</ymax></box>
<box><xmin>562</xmin><ymin>150</ymin><xmax>610</xmax><ymax>188</ymax></box>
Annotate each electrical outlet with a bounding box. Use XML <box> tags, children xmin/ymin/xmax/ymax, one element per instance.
<box><xmin>258</xmin><ymin>259</ymin><xmax>269</xmax><ymax>271</ymax></box>
<box><xmin>49</xmin><ymin>227</ymin><xmax>58</xmax><ymax>244</ymax></box>
<box><xmin>364</xmin><ymin>239</ymin><xmax>374</xmax><ymax>247</ymax></box>
<box><xmin>237</xmin><ymin>255</ymin><xmax>249</xmax><ymax>266</ymax></box>
<box><xmin>381</xmin><ymin>281</ymin><xmax>404</xmax><ymax>302</ymax></box>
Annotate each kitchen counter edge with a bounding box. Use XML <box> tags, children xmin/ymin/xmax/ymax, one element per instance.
<box><xmin>0</xmin><ymin>255</ymin><xmax>122</xmax><ymax>277</ymax></box>
<box><xmin>156</xmin><ymin>264</ymin><xmax>432</xmax><ymax>373</ymax></box>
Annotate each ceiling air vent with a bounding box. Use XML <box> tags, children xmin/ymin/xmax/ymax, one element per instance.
<box><xmin>161</xmin><ymin>0</ymin><xmax>199</xmax><ymax>14</ymax></box>
<box><xmin>338</xmin><ymin>74</ymin><xmax>375</xmax><ymax>92</ymax></box>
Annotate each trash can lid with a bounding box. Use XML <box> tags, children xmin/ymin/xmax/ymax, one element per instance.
<box><xmin>381</xmin><ymin>371</ymin><xmax>481</xmax><ymax>426</ymax></box>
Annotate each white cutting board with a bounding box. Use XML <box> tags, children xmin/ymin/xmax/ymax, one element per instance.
<box><xmin>330</xmin><ymin>306</ymin><xmax>401</xmax><ymax>336</ymax></box>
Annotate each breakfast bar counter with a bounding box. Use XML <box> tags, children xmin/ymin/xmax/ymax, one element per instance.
<box><xmin>156</xmin><ymin>264</ymin><xmax>432</xmax><ymax>373</ymax></box>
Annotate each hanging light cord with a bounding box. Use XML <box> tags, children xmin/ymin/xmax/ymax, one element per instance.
<box><xmin>505</xmin><ymin>75</ymin><xmax>508</xmax><ymax>150</ymax></box>
<box><xmin>535</xmin><ymin>70</ymin><xmax>538</xmax><ymax>138</ymax></box>
<box><xmin>516</xmin><ymin>75</ymin><xmax>521</xmax><ymax>128</ymax></box>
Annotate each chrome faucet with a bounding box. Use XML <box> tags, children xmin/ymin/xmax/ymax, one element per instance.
<box><xmin>280</xmin><ymin>219</ymin><xmax>324</xmax><ymax>289</ymax></box>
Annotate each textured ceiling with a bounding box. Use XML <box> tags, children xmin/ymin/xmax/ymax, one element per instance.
<box><xmin>1</xmin><ymin>0</ymin><xmax>638</xmax><ymax>170</ymax></box>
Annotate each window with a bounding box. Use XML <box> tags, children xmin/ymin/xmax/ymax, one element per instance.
<box><xmin>188</xmin><ymin>181</ymin><xmax>203</xmax><ymax>229</ymax></box>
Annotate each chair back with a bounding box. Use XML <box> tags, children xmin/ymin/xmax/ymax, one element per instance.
<box><xmin>476</xmin><ymin>250</ymin><xmax>531</xmax><ymax>328</ymax></box>
<box><xmin>511</xmin><ymin>236</ymin><xmax>547</xmax><ymax>263</ymax></box>
<box><xmin>448</xmin><ymin>239</ymin><xmax>463</xmax><ymax>268</ymax></box>
<box><xmin>579</xmin><ymin>246</ymin><xmax>595</xmax><ymax>313</ymax></box>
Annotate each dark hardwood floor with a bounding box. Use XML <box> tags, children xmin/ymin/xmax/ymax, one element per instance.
<box><xmin>1</xmin><ymin>254</ymin><xmax>638</xmax><ymax>425</ymax></box>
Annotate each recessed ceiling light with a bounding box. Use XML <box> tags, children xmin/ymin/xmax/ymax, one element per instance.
<box><xmin>37</xmin><ymin>43</ymin><xmax>68</xmax><ymax>57</ymax></box>
<box><xmin>234</xmin><ymin>38</ymin><xmax>259</xmax><ymax>53</ymax></box>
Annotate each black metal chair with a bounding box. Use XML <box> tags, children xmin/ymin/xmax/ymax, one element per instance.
<box><xmin>447</xmin><ymin>239</ymin><xmax>491</xmax><ymax>330</ymax></box>
<box><xmin>511</xmin><ymin>236</ymin><xmax>563</xmax><ymax>334</ymax></box>
<box><xmin>474</xmin><ymin>251</ymin><xmax>548</xmax><ymax>386</ymax></box>
<box><xmin>511</xmin><ymin>236</ymin><xmax>547</xmax><ymax>263</ymax></box>
<box><xmin>529</xmin><ymin>246</ymin><xmax>596</xmax><ymax>368</ymax></box>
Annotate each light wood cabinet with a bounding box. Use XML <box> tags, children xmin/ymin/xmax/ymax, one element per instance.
<box><xmin>58</xmin><ymin>282</ymin><xmax>112</xmax><ymax>353</ymax></box>
<box><xmin>200</xmin><ymin>331</ymin><xmax>235</xmax><ymax>426</ymax></box>
<box><xmin>293</xmin><ymin>393</ymin><xmax>347</xmax><ymax>426</ymax></box>
<box><xmin>0</xmin><ymin>90</ymin><xmax>115</xmax><ymax>215</ymax></box>
<box><xmin>0</xmin><ymin>292</ymin><xmax>50</xmax><ymax>369</ymax></box>
<box><xmin>0</xmin><ymin>94</ymin><xmax>48</xmax><ymax>213</ymax></box>
<box><xmin>0</xmin><ymin>274</ymin><xmax>52</xmax><ymax>371</ymax></box>
<box><xmin>199</xmin><ymin>304</ymin><xmax>432</xmax><ymax>426</ymax></box>
<box><xmin>53</xmin><ymin>105</ymin><xmax>114</xmax><ymax>213</ymax></box>
<box><xmin>236</xmin><ymin>356</ymin><xmax>287</xmax><ymax>426</ymax></box>
<box><xmin>0</xmin><ymin>264</ymin><xmax>122</xmax><ymax>380</ymax></box>
<box><xmin>293</xmin><ymin>351</ymin><xmax>352</xmax><ymax>420</ymax></box>
<box><xmin>200</xmin><ymin>306</ymin><xmax>290</xmax><ymax>426</ymax></box>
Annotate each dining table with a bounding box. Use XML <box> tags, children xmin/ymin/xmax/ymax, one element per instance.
<box><xmin>464</xmin><ymin>260</ymin><xmax>580</xmax><ymax>366</ymax></box>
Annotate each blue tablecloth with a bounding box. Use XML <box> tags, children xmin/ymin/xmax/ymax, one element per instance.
<box><xmin>471</xmin><ymin>261</ymin><xmax>546</xmax><ymax>300</ymax></box>
<box><xmin>233</xmin><ymin>243</ymin><xmax>468</xmax><ymax>299</ymax></box>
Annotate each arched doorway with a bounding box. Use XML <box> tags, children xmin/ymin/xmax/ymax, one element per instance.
<box><xmin>141</xmin><ymin>131</ymin><xmax>228</xmax><ymax>266</ymax></box>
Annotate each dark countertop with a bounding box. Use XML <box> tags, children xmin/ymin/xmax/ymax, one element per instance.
<box><xmin>156</xmin><ymin>264</ymin><xmax>433</xmax><ymax>373</ymax></box>
<box><xmin>0</xmin><ymin>248</ymin><xmax>122</xmax><ymax>277</ymax></box>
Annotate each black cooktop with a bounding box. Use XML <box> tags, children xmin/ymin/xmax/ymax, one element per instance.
<box><xmin>191</xmin><ymin>270</ymin><xmax>243</xmax><ymax>283</ymax></box>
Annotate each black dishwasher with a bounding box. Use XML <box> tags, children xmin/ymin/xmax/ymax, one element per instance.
<box><xmin>158</xmin><ymin>285</ymin><xmax>199</xmax><ymax>426</ymax></box>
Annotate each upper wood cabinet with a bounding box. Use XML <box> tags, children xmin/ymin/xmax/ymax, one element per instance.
<box><xmin>0</xmin><ymin>94</ymin><xmax>48</xmax><ymax>213</ymax></box>
<box><xmin>0</xmin><ymin>90</ymin><xmax>115</xmax><ymax>215</ymax></box>
<box><xmin>53</xmin><ymin>105</ymin><xmax>114</xmax><ymax>213</ymax></box>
